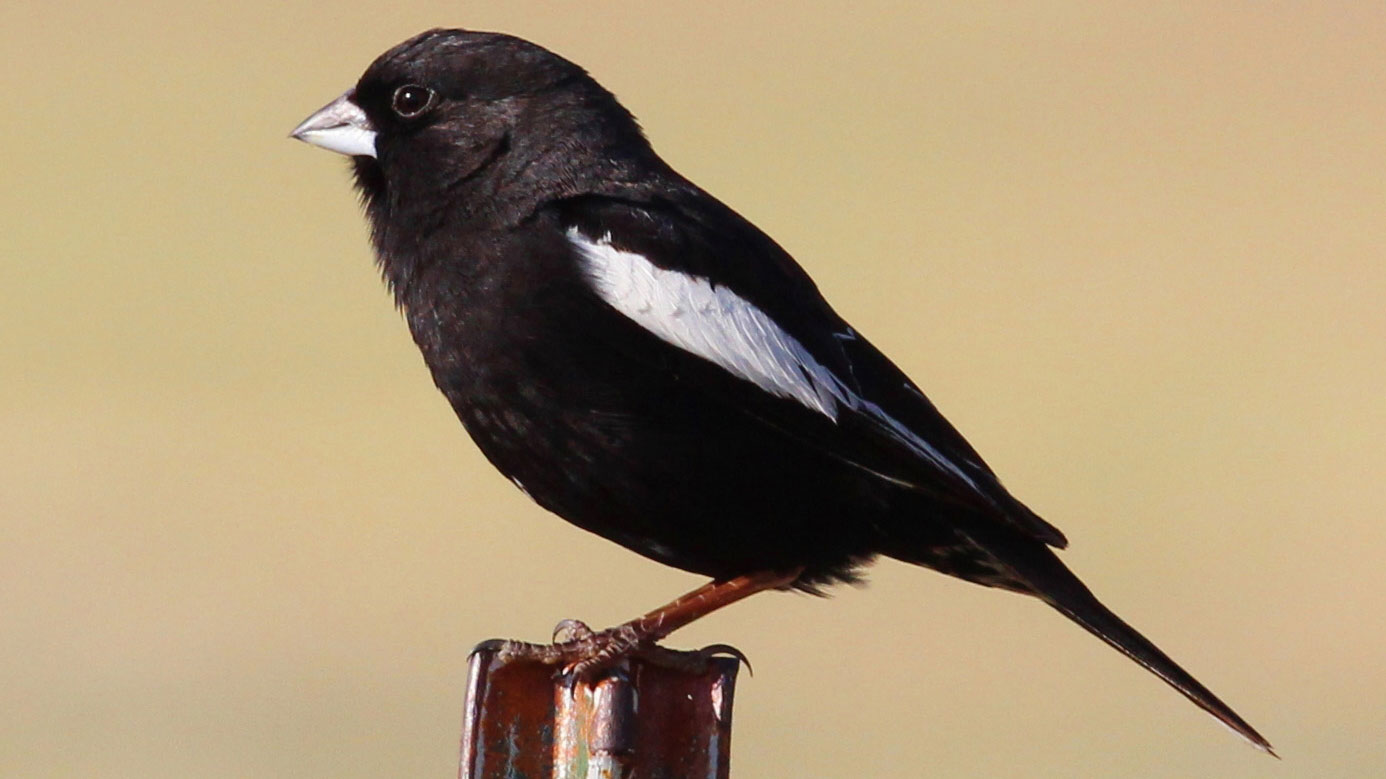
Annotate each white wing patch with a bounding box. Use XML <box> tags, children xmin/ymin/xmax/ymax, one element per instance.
<box><xmin>570</xmin><ymin>229</ymin><xmax>849</xmax><ymax>418</ymax></box>
<box><xmin>567</xmin><ymin>228</ymin><xmax>982</xmax><ymax>491</ymax></box>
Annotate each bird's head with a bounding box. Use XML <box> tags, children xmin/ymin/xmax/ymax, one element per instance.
<box><xmin>292</xmin><ymin>29</ymin><xmax>654</xmax><ymax>227</ymax></box>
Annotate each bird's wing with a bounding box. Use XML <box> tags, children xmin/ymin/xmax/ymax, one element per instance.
<box><xmin>556</xmin><ymin>192</ymin><xmax>1067</xmax><ymax>548</ymax></box>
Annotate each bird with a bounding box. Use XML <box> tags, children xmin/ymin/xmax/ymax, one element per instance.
<box><xmin>291</xmin><ymin>28</ymin><xmax>1273</xmax><ymax>753</ymax></box>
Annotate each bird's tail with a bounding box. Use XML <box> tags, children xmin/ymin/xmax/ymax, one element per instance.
<box><xmin>970</xmin><ymin>528</ymin><xmax>1276</xmax><ymax>755</ymax></box>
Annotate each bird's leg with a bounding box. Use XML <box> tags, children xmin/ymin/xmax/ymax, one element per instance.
<box><xmin>475</xmin><ymin>568</ymin><xmax>803</xmax><ymax>678</ymax></box>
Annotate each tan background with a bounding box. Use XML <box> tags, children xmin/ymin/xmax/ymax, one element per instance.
<box><xmin>3</xmin><ymin>1</ymin><xmax>1382</xmax><ymax>776</ymax></box>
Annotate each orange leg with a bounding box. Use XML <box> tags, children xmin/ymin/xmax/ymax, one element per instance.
<box><xmin>626</xmin><ymin>568</ymin><xmax>804</xmax><ymax>642</ymax></box>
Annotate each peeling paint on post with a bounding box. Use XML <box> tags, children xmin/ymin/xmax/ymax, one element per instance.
<box><xmin>460</xmin><ymin>646</ymin><xmax>741</xmax><ymax>779</ymax></box>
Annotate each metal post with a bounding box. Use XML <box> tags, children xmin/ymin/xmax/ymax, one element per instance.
<box><xmin>460</xmin><ymin>646</ymin><xmax>741</xmax><ymax>778</ymax></box>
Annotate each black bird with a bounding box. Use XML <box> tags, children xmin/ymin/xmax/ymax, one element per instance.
<box><xmin>292</xmin><ymin>28</ymin><xmax>1273</xmax><ymax>753</ymax></box>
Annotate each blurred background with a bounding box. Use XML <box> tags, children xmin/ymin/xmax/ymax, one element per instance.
<box><xmin>3</xmin><ymin>1</ymin><xmax>1382</xmax><ymax>776</ymax></box>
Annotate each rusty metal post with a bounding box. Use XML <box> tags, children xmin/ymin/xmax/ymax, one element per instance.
<box><xmin>460</xmin><ymin>646</ymin><xmax>741</xmax><ymax>778</ymax></box>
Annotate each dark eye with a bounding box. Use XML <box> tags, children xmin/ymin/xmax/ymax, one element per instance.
<box><xmin>391</xmin><ymin>84</ymin><xmax>435</xmax><ymax>118</ymax></box>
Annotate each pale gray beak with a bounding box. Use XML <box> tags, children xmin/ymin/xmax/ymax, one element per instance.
<box><xmin>290</xmin><ymin>91</ymin><xmax>377</xmax><ymax>158</ymax></box>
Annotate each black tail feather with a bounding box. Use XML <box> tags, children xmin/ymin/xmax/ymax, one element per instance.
<box><xmin>967</xmin><ymin>529</ymin><xmax>1276</xmax><ymax>755</ymax></box>
<box><xmin>1042</xmin><ymin>575</ymin><xmax>1276</xmax><ymax>755</ymax></box>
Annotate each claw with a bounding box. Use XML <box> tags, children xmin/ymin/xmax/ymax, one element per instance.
<box><xmin>468</xmin><ymin>638</ymin><xmax>508</xmax><ymax>660</ymax></box>
<box><xmin>556</xmin><ymin>665</ymin><xmax>584</xmax><ymax>690</ymax></box>
<box><xmin>552</xmin><ymin>619</ymin><xmax>594</xmax><ymax>643</ymax></box>
<box><xmin>695</xmin><ymin>643</ymin><xmax>753</xmax><ymax>675</ymax></box>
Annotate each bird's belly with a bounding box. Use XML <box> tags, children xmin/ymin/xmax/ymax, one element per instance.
<box><xmin>444</xmin><ymin>358</ymin><xmax>889</xmax><ymax>583</ymax></box>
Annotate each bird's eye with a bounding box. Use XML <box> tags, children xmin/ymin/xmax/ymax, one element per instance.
<box><xmin>391</xmin><ymin>84</ymin><xmax>436</xmax><ymax>118</ymax></box>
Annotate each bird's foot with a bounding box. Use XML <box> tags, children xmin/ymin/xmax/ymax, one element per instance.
<box><xmin>470</xmin><ymin>619</ymin><xmax>749</xmax><ymax>680</ymax></box>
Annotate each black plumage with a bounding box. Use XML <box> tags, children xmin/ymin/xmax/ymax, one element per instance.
<box><xmin>292</xmin><ymin>28</ymin><xmax>1272</xmax><ymax>752</ymax></box>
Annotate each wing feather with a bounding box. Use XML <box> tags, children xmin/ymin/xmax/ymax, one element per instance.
<box><xmin>560</xmin><ymin>195</ymin><xmax>1067</xmax><ymax>548</ymax></box>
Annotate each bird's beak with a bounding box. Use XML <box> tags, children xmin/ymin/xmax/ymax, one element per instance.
<box><xmin>290</xmin><ymin>90</ymin><xmax>377</xmax><ymax>158</ymax></box>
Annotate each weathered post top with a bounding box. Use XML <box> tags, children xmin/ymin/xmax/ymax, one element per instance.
<box><xmin>460</xmin><ymin>646</ymin><xmax>741</xmax><ymax>779</ymax></box>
